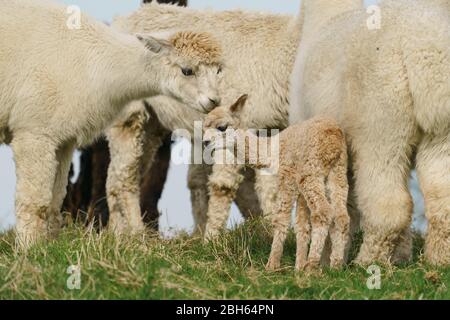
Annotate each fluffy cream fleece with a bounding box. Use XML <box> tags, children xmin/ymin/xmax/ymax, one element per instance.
<box><xmin>204</xmin><ymin>96</ymin><xmax>350</xmax><ymax>270</ymax></box>
<box><xmin>0</xmin><ymin>0</ymin><xmax>222</xmax><ymax>245</ymax></box>
<box><xmin>106</xmin><ymin>2</ymin><xmax>303</xmax><ymax>234</ymax></box>
<box><xmin>291</xmin><ymin>0</ymin><xmax>450</xmax><ymax>265</ymax></box>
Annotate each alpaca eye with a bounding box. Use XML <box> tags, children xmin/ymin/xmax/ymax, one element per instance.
<box><xmin>217</xmin><ymin>125</ymin><xmax>228</xmax><ymax>132</ymax></box>
<box><xmin>217</xmin><ymin>68</ymin><xmax>222</xmax><ymax>74</ymax></box>
<box><xmin>182</xmin><ymin>68</ymin><xmax>194</xmax><ymax>76</ymax></box>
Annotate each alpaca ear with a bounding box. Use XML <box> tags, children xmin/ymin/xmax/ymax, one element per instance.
<box><xmin>136</xmin><ymin>34</ymin><xmax>172</xmax><ymax>54</ymax></box>
<box><xmin>230</xmin><ymin>94</ymin><xmax>248</xmax><ymax>114</ymax></box>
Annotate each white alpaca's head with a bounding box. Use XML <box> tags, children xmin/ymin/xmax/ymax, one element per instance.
<box><xmin>137</xmin><ymin>31</ymin><xmax>223</xmax><ymax>112</ymax></box>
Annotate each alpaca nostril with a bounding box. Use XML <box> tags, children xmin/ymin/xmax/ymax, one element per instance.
<box><xmin>209</xmin><ymin>98</ymin><xmax>220</xmax><ymax>107</ymax></box>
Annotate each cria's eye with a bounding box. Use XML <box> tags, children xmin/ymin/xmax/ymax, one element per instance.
<box><xmin>217</xmin><ymin>68</ymin><xmax>222</xmax><ymax>74</ymax></box>
<box><xmin>182</xmin><ymin>68</ymin><xmax>194</xmax><ymax>76</ymax></box>
<box><xmin>217</xmin><ymin>125</ymin><xmax>228</xmax><ymax>132</ymax></box>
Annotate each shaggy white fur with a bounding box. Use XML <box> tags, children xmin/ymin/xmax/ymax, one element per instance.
<box><xmin>290</xmin><ymin>0</ymin><xmax>450</xmax><ymax>265</ymax></box>
<box><xmin>106</xmin><ymin>2</ymin><xmax>303</xmax><ymax>233</ymax></box>
<box><xmin>0</xmin><ymin>0</ymin><xmax>222</xmax><ymax>246</ymax></box>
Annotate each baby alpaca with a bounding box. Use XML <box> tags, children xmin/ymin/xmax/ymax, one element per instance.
<box><xmin>204</xmin><ymin>96</ymin><xmax>350</xmax><ymax>270</ymax></box>
<box><xmin>266</xmin><ymin>118</ymin><xmax>350</xmax><ymax>270</ymax></box>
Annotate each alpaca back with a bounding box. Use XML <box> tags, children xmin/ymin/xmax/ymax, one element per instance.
<box><xmin>114</xmin><ymin>3</ymin><xmax>302</xmax><ymax>129</ymax></box>
<box><xmin>398</xmin><ymin>0</ymin><xmax>450</xmax><ymax>135</ymax></box>
<box><xmin>280</xmin><ymin>118</ymin><xmax>345</xmax><ymax>173</ymax></box>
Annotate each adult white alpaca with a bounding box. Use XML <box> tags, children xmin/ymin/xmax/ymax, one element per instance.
<box><xmin>0</xmin><ymin>0</ymin><xmax>222</xmax><ymax>246</ymax></box>
<box><xmin>290</xmin><ymin>0</ymin><xmax>450</xmax><ymax>265</ymax></box>
<box><xmin>106</xmin><ymin>2</ymin><xmax>303</xmax><ymax>234</ymax></box>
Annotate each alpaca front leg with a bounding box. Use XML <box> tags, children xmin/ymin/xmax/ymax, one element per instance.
<box><xmin>417</xmin><ymin>132</ymin><xmax>450</xmax><ymax>266</ymax></box>
<box><xmin>204</xmin><ymin>164</ymin><xmax>244</xmax><ymax>240</ymax></box>
<box><xmin>266</xmin><ymin>174</ymin><xmax>296</xmax><ymax>271</ymax></box>
<box><xmin>49</xmin><ymin>143</ymin><xmax>76</xmax><ymax>234</ymax></box>
<box><xmin>106</xmin><ymin>104</ymin><xmax>149</xmax><ymax>234</ymax></box>
<box><xmin>255</xmin><ymin>168</ymin><xmax>278</xmax><ymax>221</ymax></box>
<box><xmin>12</xmin><ymin>134</ymin><xmax>58</xmax><ymax>248</ymax></box>
<box><xmin>188</xmin><ymin>163</ymin><xmax>211</xmax><ymax>235</ymax></box>
<box><xmin>301</xmin><ymin>177</ymin><xmax>333</xmax><ymax>269</ymax></box>
<box><xmin>294</xmin><ymin>194</ymin><xmax>311</xmax><ymax>271</ymax></box>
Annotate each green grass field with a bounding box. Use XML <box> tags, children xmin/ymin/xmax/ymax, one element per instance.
<box><xmin>0</xmin><ymin>221</ymin><xmax>449</xmax><ymax>300</ymax></box>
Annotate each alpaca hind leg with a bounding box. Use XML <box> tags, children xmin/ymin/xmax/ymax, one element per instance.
<box><xmin>12</xmin><ymin>134</ymin><xmax>58</xmax><ymax>248</ymax></box>
<box><xmin>327</xmin><ymin>156</ymin><xmax>351</xmax><ymax>268</ymax></box>
<box><xmin>266</xmin><ymin>174</ymin><xmax>296</xmax><ymax>271</ymax></box>
<box><xmin>294</xmin><ymin>194</ymin><xmax>311</xmax><ymax>271</ymax></box>
<box><xmin>354</xmin><ymin>131</ymin><xmax>415</xmax><ymax>265</ymax></box>
<box><xmin>301</xmin><ymin>176</ymin><xmax>333</xmax><ymax>269</ymax></box>
<box><xmin>416</xmin><ymin>132</ymin><xmax>450</xmax><ymax>266</ymax></box>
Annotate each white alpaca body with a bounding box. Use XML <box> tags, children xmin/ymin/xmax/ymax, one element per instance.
<box><xmin>0</xmin><ymin>0</ymin><xmax>157</xmax><ymax>147</ymax></box>
<box><xmin>291</xmin><ymin>0</ymin><xmax>450</xmax><ymax>265</ymax></box>
<box><xmin>0</xmin><ymin>0</ymin><xmax>221</xmax><ymax>245</ymax></box>
<box><xmin>106</xmin><ymin>3</ymin><xmax>303</xmax><ymax>233</ymax></box>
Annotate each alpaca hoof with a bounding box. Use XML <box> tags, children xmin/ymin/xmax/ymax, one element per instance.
<box><xmin>295</xmin><ymin>260</ymin><xmax>307</xmax><ymax>272</ymax></box>
<box><xmin>265</xmin><ymin>259</ymin><xmax>281</xmax><ymax>271</ymax></box>
<box><xmin>330</xmin><ymin>259</ymin><xmax>344</xmax><ymax>269</ymax></box>
<box><xmin>304</xmin><ymin>259</ymin><xmax>320</xmax><ymax>271</ymax></box>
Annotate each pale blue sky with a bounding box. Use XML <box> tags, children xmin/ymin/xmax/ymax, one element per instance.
<box><xmin>1</xmin><ymin>0</ymin><xmax>423</xmax><ymax>235</ymax></box>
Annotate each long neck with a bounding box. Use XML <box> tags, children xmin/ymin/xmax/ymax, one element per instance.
<box><xmin>300</xmin><ymin>0</ymin><xmax>363</xmax><ymax>41</ymax></box>
<box><xmin>89</xmin><ymin>30</ymin><xmax>162</xmax><ymax>109</ymax></box>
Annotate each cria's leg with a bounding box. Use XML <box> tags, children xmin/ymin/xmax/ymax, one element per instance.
<box><xmin>416</xmin><ymin>132</ymin><xmax>450</xmax><ymax>266</ymax></box>
<box><xmin>12</xmin><ymin>133</ymin><xmax>58</xmax><ymax>248</ymax></box>
<box><xmin>204</xmin><ymin>164</ymin><xmax>245</xmax><ymax>240</ymax></box>
<box><xmin>255</xmin><ymin>168</ymin><xmax>279</xmax><ymax>222</ymax></box>
<box><xmin>301</xmin><ymin>176</ymin><xmax>333</xmax><ymax>269</ymax></box>
<box><xmin>188</xmin><ymin>163</ymin><xmax>211</xmax><ymax>235</ymax></box>
<box><xmin>266</xmin><ymin>172</ymin><xmax>296</xmax><ymax>271</ymax></box>
<box><xmin>327</xmin><ymin>155</ymin><xmax>350</xmax><ymax>268</ymax></box>
<box><xmin>294</xmin><ymin>194</ymin><xmax>311</xmax><ymax>271</ymax></box>
<box><xmin>106</xmin><ymin>102</ymin><xmax>150</xmax><ymax>234</ymax></box>
<box><xmin>49</xmin><ymin>143</ymin><xmax>76</xmax><ymax>234</ymax></box>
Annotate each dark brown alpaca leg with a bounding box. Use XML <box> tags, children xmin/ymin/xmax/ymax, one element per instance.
<box><xmin>63</xmin><ymin>139</ymin><xmax>110</xmax><ymax>228</ymax></box>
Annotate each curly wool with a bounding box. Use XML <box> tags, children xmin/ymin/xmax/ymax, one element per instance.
<box><xmin>170</xmin><ymin>32</ymin><xmax>222</xmax><ymax>65</ymax></box>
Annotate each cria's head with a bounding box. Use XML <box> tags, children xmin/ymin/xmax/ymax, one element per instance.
<box><xmin>203</xmin><ymin>94</ymin><xmax>248</xmax><ymax>146</ymax></box>
<box><xmin>137</xmin><ymin>31</ymin><xmax>223</xmax><ymax>113</ymax></box>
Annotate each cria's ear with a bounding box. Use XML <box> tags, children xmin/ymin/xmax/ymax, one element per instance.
<box><xmin>230</xmin><ymin>94</ymin><xmax>248</xmax><ymax>114</ymax></box>
<box><xmin>136</xmin><ymin>34</ymin><xmax>172</xmax><ymax>54</ymax></box>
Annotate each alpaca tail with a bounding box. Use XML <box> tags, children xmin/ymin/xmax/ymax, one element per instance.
<box><xmin>403</xmin><ymin>10</ymin><xmax>450</xmax><ymax>135</ymax></box>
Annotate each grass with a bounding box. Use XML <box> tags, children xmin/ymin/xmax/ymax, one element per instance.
<box><xmin>0</xmin><ymin>220</ymin><xmax>449</xmax><ymax>300</ymax></box>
